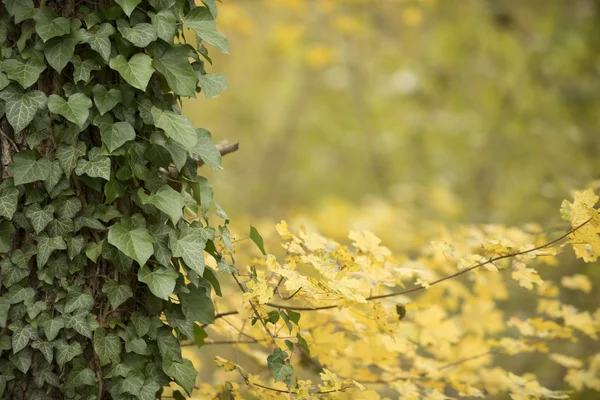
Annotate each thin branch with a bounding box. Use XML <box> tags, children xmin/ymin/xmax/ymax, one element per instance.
<box><xmin>163</xmin><ymin>140</ymin><xmax>239</xmax><ymax>178</ymax></box>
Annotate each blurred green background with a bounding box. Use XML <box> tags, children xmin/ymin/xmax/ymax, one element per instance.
<box><xmin>186</xmin><ymin>0</ymin><xmax>600</xmax><ymax>226</ymax></box>
<box><xmin>182</xmin><ymin>0</ymin><xmax>600</xmax><ymax>397</ymax></box>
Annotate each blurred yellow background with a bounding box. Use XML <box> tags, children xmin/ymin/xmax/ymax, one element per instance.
<box><xmin>181</xmin><ymin>0</ymin><xmax>600</xmax><ymax>398</ymax></box>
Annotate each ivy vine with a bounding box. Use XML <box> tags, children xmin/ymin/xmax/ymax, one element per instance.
<box><xmin>0</xmin><ymin>0</ymin><xmax>231</xmax><ymax>398</ymax></box>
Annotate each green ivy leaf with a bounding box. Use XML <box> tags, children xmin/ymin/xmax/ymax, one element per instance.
<box><xmin>139</xmin><ymin>379</ymin><xmax>162</xmax><ymax>400</ymax></box>
<box><xmin>0</xmin><ymin>182</ymin><xmax>19</xmax><ymax>219</ymax></box>
<box><xmin>192</xmin><ymin>128</ymin><xmax>221</xmax><ymax>169</ymax></box>
<box><xmin>153</xmin><ymin>46</ymin><xmax>197</xmax><ymax>97</ymax></box>
<box><xmin>108</xmin><ymin>222</ymin><xmax>154</xmax><ymax>266</ymax></box>
<box><xmin>115</xmin><ymin>0</ymin><xmax>142</xmax><ymax>17</ymax></box>
<box><xmin>36</xmin><ymin>233</ymin><xmax>67</xmax><ymax>269</ymax></box>
<box><xmin>0</xmin><ymin>221</ymin><xmax>15</xmax><ymax>253</ymax></box>
<box><xmin>102</xmin><ymin>280</ymin><xmax>133</xmax><ymax>309</ymax></box>
<box><xmin>56</xmin><ymin>142</ymin><xmax>86</xmax><ymax>177</ymax></box>
<box><xmin>149</xmin><ymin>132</ymin><xmax>187</xmax><ymax>171</ymax></box>
<box><xmin>6</xmin><ymin>0</ymin><xmax>35</xmax><ymax>24</ymax></box>
<box><xmin>2</xmin><ymin>57</ymin><xmax>46</xmax><ymax>89</ymax></box>
<box><xmin>138</xmin><ymin>265</ymin><xmax>178</xmax><ymax>300</ymax></box>
<box><xmin>55</xmin><ymin>339</ymin><xmax>83</xmax><ymax>368</ymax></box>
<box><xmin>85</xmin><ymin>240</ymin><xmax>103</xmax><ymax>263</ymax></box>
<box><xmin>64</xmin><ymin>292</ymin><xmax>93</xmax><ymax>314</ymax></box>
<box><xmin>10</xmin><ymin>347</ymin><xmax>32</xmax><ymax>374</ymax></box>
<box><xmin>171</xmin><ymin>225</ymin><xmax>209</xmax><ymax>275</ymax></box>
<box><xmin>138</xmin><ymin>185</ymin><xmax>184</xmax><ymax>224</ymax></box>
<box><xmin>93</xmin><ymin>328</ymin><xmax>121</xmax><ymax>366</ymax></box>
<box><xmin>151</xmin><ymin>106</ymin><xmax>197</xmax><ymax>151</ymax></box>
<box><xmin>183</xmin><ymin>6</ymin><xmax>229</xmax><ymax>54</ymax></box>
<box><xmin>109</xmin><ymin>53</ymin><xmax>155</xmax><ymax>91</ymax></box>
<box><xmin>11</xmin><ymin>151</ymin><xmax>52</xmax><ymax>185</ymax></box>
<box><xmin>44</xmin><ymin>34</ymin><xmax>79</xmax><ymax>73</ymax></box>
<box><xmin>41</xmin><ymin>316</ymin><xmax>64</xmax><ymax>341</ymax></box>
<box><xmin>149</xmin><ymin>10</ymin><xmax>177</xmax><ymax>42</ymax></box>
<box><xmin>31</xmin><ymin>340</ymin><xmax>53</xmax><ymax>363</ymax></box>
<box><xmin>122</xmin><ymin>371</ymin><xmax>144</xmax><ymax>396</ymax></box>
<box><xmin>33</xmin><ymin>8</ymin><xmax>70</xmax><ymax>42</ymax></box>
<box><xmin>179</xmin><ymin>285</ymin><xmax>214</xmax><ymax>325</ymax></box>
<box><xmin>24</xmin><ymin>204</ymin><xmax>54</xmax><ymax>234</ymax></box>
<box><xmin>198</xmin><ymin>73</ymin><xmax>227</xmax><ymax>99</ymax></box>
<box><xmin>92</xmin><ymin>85</ymin><xmax>123</xmax><ymax>116</ymax></box>
<box><xmin>162</xmin><ymin>356</ymin><xmax>197</xmax><ymax>396</ymax></box>
<box><xmin>4</xmin><ymin>90</ymin><xmax>46</xmax><ymax>133</ymax></box>
<box><xmin>65</xmin><ymin>309</ymin><xmax>92</xmax><ymax>338</ymax></box>
<box><xmin>79</xmin><ymin>23</ymin><xmax>115</xmax><ymax>62</ymax></box>
<box><xmin>75</xmin><ymin>147</ymin><xmax>111</xmax><ymax>181</ymax></box>
<box><xmin>65</xmin><ymin>359</ymin><xmax>96</xmax><ymax>388</ymax></box>
<box><xmin>48</xmin><ymin>93</ymin><xmax>92</xmax><ymax>127</ymax></box>
<box><xmin>100</xmin><ymin>121</ymin><xmax>136</xmax><ymax>153</ymax></box>
<box><xmin>267</xmin><ymin>347</ymin><xmax>294</xmax><ymax>383</ymax></box>
<box><xmin>70</xmin><ymin>55</ymin><xmax>101</xmax><ymax>84</ymax></box>
<box><xmin>117</xmin><ymin>19</ymin><xmax>158</xmax><ymax>48</ymax></box>
<box><xmin>11</xmin><ymin>323</ymin><xmax>37</xmax><ymax>354</ymax></box>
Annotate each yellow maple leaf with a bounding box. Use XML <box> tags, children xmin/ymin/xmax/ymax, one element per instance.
<box><xmin>561</xmin><ymin>274</ymin><xmax>592</xmax><ymax>293</ymax></box>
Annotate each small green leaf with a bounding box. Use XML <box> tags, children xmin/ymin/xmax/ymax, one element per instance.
<box><xmin>93</xmin><ymin>328</ymin><xmax>121</xmax><ymax>366</ymax></box>
<box><xmin>0</xmin><ymin>183</ymin><xmax>19</xmax><ymax>219</ymax></box>
<box><xmin>267</xmin><ymin>347</ymin><xmax>293</xmax><ymax>383</ymax></box>
<box><xmin>179</xmin><ymin>285</ymin><xmax>214</xmax><ymax>325</ymax></box>
<box><xmin>47</xmin><ymin>93</ymin><xmax>92</xmax><ymax>127</ymax></box>
<box><xmin>3</xmin><ymin>90</ymin><xmax>47</xmax><ymax>133</ymax></box>
<box><xmin>115</xmin><ymin>0</ymin><xmax>142</xmax><ymax>17</ymax></box>
<box><xmin>117</xmin><ymin>19</ymin><xmax>157</xmax><ymax>47</ymax></box>
<box><xmin>192</xmin><ymin>129</ymin><xmax>221</xmax><ymax>169</ymax></box>
<box><xmin>64</xmin><ymin>292</ymin><xmax>93</xmax><ymax>313</ymax></box>
<box><xmin>153</xmin><ymin>45</ymin><xmax>197</xmax><ymax>97</ymax></box>
<box><xmin>193</xmin><ymin>324</ymin><xmax>208</xmax><ymax>348</ymax></box>
<box><xmin>102</xmin><ymin>280</ymin><xmax>133</xmax><ymax>309</ymax></box>
<box><xmin>92</xmin><ymin>85</ymin><xmax>123</xmax><ymax>116</ymax></box>
<box><xmin>138</xmin><ymin>265</ymin><xmax>178</xmax><ymax>300</ymax></box>
<box><xmin>183</xmin><ymin>6</ymin><xmax>229</xmax><ymax>54</ymax></box>
<box><xmin>171</xmin><ymin>225</ymin><xmax>209</xmax><ymax>275</ymax></box>
<box><xmin>138</xmin><ymin>185</ymin><xmax>184</xmax><ymax>224</ymax></box>
<box><xmin>149</xmin><ymin>10</ymin><xmax>177</xmax><ymax>42</ymax></box>
<box><xmin>162</xmin><ymin>356</ymin><xmax>197</xmax><ymax>396</ymax></box>
<box><xmin>109</xmin><ymin>53</ymin><xmax>155</xmax><ymax>91</ymax></box>
<box><xmin>11</xmin><ymin>151</ymin><xmax>52</xmax><ymax>185</ymax></box>
<box><xmin>70</xmin><ymin>55</ymin><xmax>101</xmax><ymax>84</ymax></box>
<box><xmin>42</xmin><ymin>316</ymin><xmax>64</xmax><ymax>341</ymax></box>
<box><xmin>55</xmin><ymin>339</ymin><xmax>83</xmax><ymax>368</ymax></box>
<box><xmin>36</xmin><ymin>234</ymin><xmax>66</xmax><ymax>268</ymax></box>
<box><xmin>75</xmin><ymin>147</ymin><xmax>111</xmax><ymax>181</ymax></box>
<box><xmin>151</xmin><ymin>106</ymin><xmax>197</xmax><ymax>151</ymax></box>
<box><xmin>24</xmin><ymin>204</ymin><xmax>54</xmax><ymax>234</ymax></box>
<box><xmin>56</xmin><ymin>142</ymin><xmax>86</xmax><ymax>177</ymax></box>
<box><xmin>79</xmin><ymin>23</ymin><xmax>115</xmax><ymax>62</ymax></box>
<box><xmin>10</xmin><ymin>347</ymin><xmax>32</xmax><ymax>374</ymax></box>
<box><xmin>0</xmin><ymin>221</ymin><xmax>15</xmax><ymax>253</ymax></box>
<box><xmin>101</xmin><ymin>121</ymin><xmax>136</xmax><ymax>152</ymax></box>
<box><xmin>34</xmin><ymin>8</ymin><xmax>70</xmax><ymax>42</ymax></box>
<box><xmin>198</xmin><ymin>73</ymin><xmax>227</xmax><ymax>99</ymax></box>
<box><xmin>2</xmin><ymin>57</ymin><xmax>46</xmax><ymax>89</ymax></box>
<box><xmin>44</xmin><ymin>34</ymin><xmax>79</xmax><ymax>73</ymax></box>
<box><xmin>65</xmin><ymin>359</ymin><xmax>96</xmax><ymax>388</ymax></box>
<box><xmin>108</xmin><ymin>222</ymin><xmax>154</xmax><ymax>266</ymax></box>
<box><xmin>65</xmin><ymin>309</ymin><xmax>92</xmax><ymax>338</ymax></box>
<box><xmin>249</xmin><ymin>226</ymin><xmax>266</xmax><ymax>255</ymax></box>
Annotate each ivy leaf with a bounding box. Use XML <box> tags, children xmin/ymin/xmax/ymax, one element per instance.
<box><xmin>193</xmin><ymin>324</ymin><xmax>208</xmax><ymax>348</ymax></box>
<box><xmin>10</xmin><ymin>347</ymin><xmax>32</xmax><ymax>374</ymax></box>
<box><xmin>33</xmin><ymin>8</ymin><xmax>70</xmax><ymax>42</ymax></box>
<box><xmin>11</xmin><ymin>151</ymin><xmax>52</xmax><ymax>185</ymax></box>
<box><xmin>153</xmin><ymin>46</ymin><xmax>197</xmax><ymax>97</ymax></box>
<box><xmin>2</xmin><ymin>57</ymin><xmax>46</xmax><ymax>89</ymax></box>
<box><xmin>92</xmin><ymin>85</ymin><xmax>123</xmax><ymax>116</ymax></box>
<box><xmin>115</xmin><ymin>0</ymin><xmax>142</xmax><ymax>17</ymax></box>
<box><xmin>249</xmin><ymin>226</ymin><xmax>266</xmax><ymax>255</ymax></box>
<box><xmin>149</xmin><ymin>10</ymin><xmax>177</xmax><ymax>42</ymax></box>
<box><xmin>149</xmin><ymin>132</ymin><xmax>187</xmax><ymax>171</ymax></box>
<box><xmin>30</xmin><ymin>340</ymin><xmax>53</xmax><ymax>363</ymax></box>
<box><xmin>4</xmin><ymin>90</ymin><xmax>47</xmax><ymax>133</ymax></box>
<box><xmin>192</xmin><ymin>128</ymin><xmax>221</xmax><ymax>169</ymax></box>
<box><xmin>11</xmin><ymin>323</ymin><xmax>37</xmax><ymax>354</ymax></box>
<box><xmin>100</xmin><ymin>121</ymin><xmax>135</xmax><ymax>153</ymax></box>
<box><xmin>64</xmin><ymin>292</ymin><xmax>93</xmax><ymax>313</ymax></box>
<box><xmin>122</xmin><ymin>371</ymin><xmax>144</xmax><ymax>396</ymax></box>
<box><xmin>24</xmin><ymin>203</ymin><xmax>54</xmax><ymax>234</ymax></box>
<box><xmin>75</xmin><ymin>147</ymin><xmax>111</xmax><ymax>181</ymax></box>
<box><xmin>36</xmin><ymin>234</ymin><xmax>67</xmax><ymax>269</ymax></box>
<box><xmin>102</xmin><ymin>280</ymin><xmax>133</xmax><ymax>309</ymax></box>
<box><xmin>109</xmin><ymin>53</ymin><xmax>155</xmax><ymax>91</ymax></box>
<box><xmin>0</xmin><ymin>221</ymin><xmax>15</xmax><ymax>253</ymax></box>
<box><xmin>162</xmin><ymin>356</ymin><xmax>197</xmax><ymax>396</ymax></box>
<box><xmin>41</xmin><ymin>316</ymin><xmax>64</xmax><ymax>341</ymax></box>
<box><xmin>138</xmin><ymin>185</ymin><xmax>184</xmax><ymax>224</ymax></box>
<box><xmin>70</xmin><ymin>55</ymin><xmax>101</xmax><ymax>84</ymax></box>
<box><xmin>151</xmin><ymin>106</ymin><xmax>197</xmax><ymax>151</ymax></box>
<box><xmin>183</xmin><ymin>6</ymin><xmax>229</xmax><ymax>54</ymax></box>
<box><xmin>65</xmin><ymin>309</ymin><xmax>92</xmax><ymax>338</ymax></box>
<box><xmin>56</xmin><ymin>142</ymin><xmax>86</xmax><ymax>177</ymax></box>
<box><xmin>138</xmin><ymin>265</ymin><xmax>178</xmax><ymax>300</ymax></box>
<box><xmin>65</xmin><ymin>359</ymin><xmax>96</xmax><ymax>388</ymax></box>
<box><xmin>171</xmin><ymin>227</ymin><xmax>208</xmax><ymax>275</ymax></box>
<box><xmin>139</xmin><ymin>379</ymin><xmax>161</xmax><ymax>400</ymax></box>
<box><xmin>180</xmin><ymin>285</ymin><xmax>214</xmax><ymax>325</ymax></box>
<box><xmin>6</xmin><ymin>0</ymin><xmax>35</xmax><ymax>24</ymax></box>
<box><xmin>55</xmin><ymin>339</ymin><xmax>83</xmax><ymax>368</ymax></box>
<box><xmin>79</xmin><ymin>23</ymin><xmax>115</xmax><ymax>62</ymax></box>
<box><xmin>108</xmin><ymin>222</ymin><xmax>154</xmax><ymax>266</ymax></box>
<box><xmin>0</xmin><ymin>183</ymin><xmax>19</xmax><ymax>219</ymax></box>
<box><xmin>267</xmin><ymin>347</ymin><xmax>294</xmax><ymax>383</ymax></box>
<box><xmin>93</xmin><ymin>328</ymin><xmax>121</xmax><ymax>366</ymax></box>
<box><xmin>198</xmin><ymin>73</ymin><xmax>227</xmax><ymax>99</ymax></box>
<box><xmin>117</xmin><ymin>19</ymin><xmax>158</xmax><ymax>48</ymax></box>
<box><xmin>48</xmin><ymin>93</ymin><xmax>92</xmax><ymax>127</ymax></box>
<box><xmin>2</xmin><ymin>260</ymin><xmax>29</xmax><ymax>288</ymax></box>
<box><xmin>44</xmin><ymin>34</ymin><xmax>79</xmax><ymax>73</ymax></box>
<box><xmin>125</xmin><ymin>337</ymin><xmax>148</xmax><ymax>355</ymax></box>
